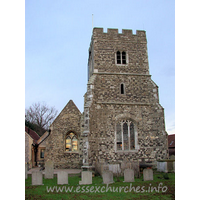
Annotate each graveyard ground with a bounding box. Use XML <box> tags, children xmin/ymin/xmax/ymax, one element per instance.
<box><xmin>25</xmin><ymin>171</ymin><xmax>175</xmax><ymax>200</ymax></box>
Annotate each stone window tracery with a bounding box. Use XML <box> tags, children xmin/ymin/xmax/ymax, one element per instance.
<box><xmin>65</xmin><ymin>132</ymin><xmax>78</xmax><ymax>152</ymax></box>
<box><xmin>116</xmin><ymin>120</ymin><xmax>135</xmax><ymax>151</ymax></box>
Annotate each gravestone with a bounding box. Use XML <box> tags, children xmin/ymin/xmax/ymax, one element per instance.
<box><xmin>157</xmin><ymin>161</ymin><xmax>174</xmax><ymax>173</ymax></box>
<box><xmin>131</xmin><ymin>161</ymin><xmax>140</xmax><ymax>178</ymax></box>
<box><xmin>167</xmin><ymin>162</ymin><xmax>174</xmax><ymax>172</ymax></box>
<box><xmin>32</xmin><ymin>171</ymin><xmax>43</xmax><ymax>185</ymax></box>
<box><xmin>121</xmin><ymin>160</ymin><xmax>140</xmax><ymax>178</ymax></box>
<box><xmin>143</xmin><ymin>169</ymin><xmax>153</xmax><ymax>181</ymax></box>
<box><xmin>157</xmin><ymin>162</ymin><xmax>168</xmax><ymax>173</ymax></box>
<box><xmin>102</xmin><ymin>171</ymin><xmax>114</xmax><ymax>184</ymax></box>
<box><xmin>57</xmin><ymin>171</ymin><xmax>68</xmax><ymax>185</ymax></box>
<box><xmin>45</xmin><ymin>160</ymin><xmax>54</xmax><ymax>179</ymax></box>
<box><xmin>108</xmin><ymin>164</ymin><xmax>121</xmax><ymax>175</ymax></box>
<box><xmin>124</xmin><ymin>169</ymin><xmax>134</xmax><ymax>182</ymax></box>
<box><xmin>79</xmin><ymin>171</ymin><xmax>92</xmax><ymax>185</ymax></box>
<box><xmin>25</xmin><ymin>163</ymin><xmax>28</xmax><ymax>179</ymax></box>
<box><xmin>100</xmin><ymin>164</ymin><xmax>109</xmax><ymax>176</ymax></box>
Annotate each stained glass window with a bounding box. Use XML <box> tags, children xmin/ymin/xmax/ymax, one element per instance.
<box><xmin>66</xmin><ymin>132</ymin><xmax>78</xmax><ymax>152</ymax></box>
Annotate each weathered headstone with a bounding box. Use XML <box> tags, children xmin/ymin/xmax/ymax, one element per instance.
<box><xmin>45</xmin><ymin>160</ymin><xmax>54</xmax><ymax>179</ymax></box>
<box><xmin>124</xmin><ymin>169</ymin><xmax>134</xmax><ymax>182</ymax></box>
<box><xmin>121</xmin><ymin>160</ymin><xmax>140</xmax><ymax>178</ymax></box>
<box><xmin>25</xmin><ymin>163</ymin><xmax>28</xmax><ymax>179</ymax></box>
<box><xmin>167</xmin><ymin>162</ymin><xmax>174</xmax><ymax>172</ymax></box>
<box><xmin>157</xmin><ymin>162</ymin><xmax>168</xmax><ymax>173</ymax></box>
<box><xmin>32</xmin><ymin>171</ymin><xmax>43</xmax><ymax>185</ymax></box>
<box><xmin>57</xmin><ymin>171</ymin><xmax>68</xmax><ymax>185</ymax></box>
<box><xmin>102</xmin><ymin>171</ymin><xmax>114</xmax><ymax>184</ymax></box>
<box><xmin>100</xmin><ymin>164</ymin><xmax>109</xmax><ymax>176</ymax></box>
<box><xmin>143</xmin><ymin>169</ymin><xmax>153</xmax><ymax>181</ymax></box>
<box><xmin>79</xmin><ymin>171</ymin><xmax>92</xmax><ymax>185</ymax></box>
<box><xmin>108</xmin><ymin>164</ymin><xmax>121</xmax><ymax>175</ymax></box>
<box><xmin>157</xmin><ymin>161</ymin><xmax>174</xmax><ymax>173</ymax></box>
<box><xmin>131</xmin><ymin>161</ymin><xmax>140</xmax><ymax>178</ymax></box>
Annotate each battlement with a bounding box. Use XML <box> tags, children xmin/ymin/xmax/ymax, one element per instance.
<box><xmin>88</xmin><ymin>27</ymin><xmax>149</xmax><ymax>79</ymax></box>
<box><xmin>93</xmin><ymin>27</ymin><xmax>146</xmax><ymax>37</ymax></box>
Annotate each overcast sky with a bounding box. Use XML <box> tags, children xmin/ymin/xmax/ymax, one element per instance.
<box><xmin>25</xmin><ymin>0</ymin><xmax>175</xmax><ymax>134</ymax></box>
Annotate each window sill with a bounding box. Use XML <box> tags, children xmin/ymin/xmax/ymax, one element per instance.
<box><xmin>116</xmin><ymin>64</ymin><xmax>128</xmax><ymax>66</ymax></box>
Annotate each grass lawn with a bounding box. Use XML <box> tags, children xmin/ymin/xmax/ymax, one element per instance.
<box><xmin>25</xmin><ymin>171</ymin><xmax>175</xmax><ymax>200</ymax></box>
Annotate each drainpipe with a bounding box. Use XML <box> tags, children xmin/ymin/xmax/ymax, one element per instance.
<box><xmin>34</xmin><ymin>143</ymin><xmax>38</xmax><ymax>166</ymax></box>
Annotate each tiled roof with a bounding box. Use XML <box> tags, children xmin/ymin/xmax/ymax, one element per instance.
<box><xmin>25</xmin><ymin>126</ymin><xmax>40</xmax><ymax>144</ymax></box>
<box><xmin>168</xmin><ymin>134</ymin><xmax>175</xmax><ymax>148</ymax></box>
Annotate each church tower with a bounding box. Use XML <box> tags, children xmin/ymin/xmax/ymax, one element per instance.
<box><xmin>83</xmin><ymin>28</ymin><xmax>168</xmax><ymax>167</ymax></box>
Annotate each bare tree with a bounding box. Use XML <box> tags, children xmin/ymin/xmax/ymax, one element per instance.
<box><xmin>25</xmin><ymin>102</ymin><xmax>58</xmax><ymax>135</ymax></box>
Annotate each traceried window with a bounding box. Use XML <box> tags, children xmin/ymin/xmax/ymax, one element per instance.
<box><xmin>116</xmin><ymin>51</ymin><xmax>127</xmax><ymax>64</ymax></box>
<box><xmin>65</xmin><ymin>132</ymin><xmax>78</xmax><ymax>152</ymax></box>
<box><xmin>116</xmin><ymin>120</ymin><xmax>135</xmax><ymax>151</ymax></box>
<box><xmin>116</xmin><ymin>123</ymin><xmax>122</xmax><ymax>150</ymax></box>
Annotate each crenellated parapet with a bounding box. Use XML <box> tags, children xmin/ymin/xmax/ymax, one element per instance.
<box><xmin>92</xmin><ymin>27</ymin><xmax>146</xmax><ymax>40</ymax></box>
<box><xmin>87</xmin><ymin>27</ymin><xmax>149</xmax><ymax>79</ymax></box>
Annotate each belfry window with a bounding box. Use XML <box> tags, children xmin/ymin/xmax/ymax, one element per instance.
<box><xmin>122</xmin><ymin>51</ymin><xmax>126</xmax><ymax>64</ymax></box>
<box><xmin>116</xmin><ymin>120</ymin><xmax>135</xmax><ymax>151</ymax></box>
<box><xmin>116</xmin><ymin>51</ymin><xmax>127</xmax><ymax>64</ymax></box>
<box><xmin>117</xmin><ymin>51</ymin><xmax>121</xmax><ymax>64</ymax></box>
<box><xmin>65</xmin><ymin>132</ymin><xmax>78</xmax><ymax>152</ymax></box>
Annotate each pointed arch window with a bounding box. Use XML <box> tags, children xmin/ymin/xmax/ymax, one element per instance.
<box><xmin>65</xmin><ymin>132</ymin><xmax>78</xmax><ymax>152</ymax></box>
<box><xmin>122</xmin><ymin>51</ymin><xmax>126</xmax><ymax>64</ymax></box>
<box><xmin>116</xmin><ymin>120</ymin><xmax>136</xmax><ymax>151</ymax></box>
<box><xmin>117</xmin><ymin>51</ymin><xmax>121</xmax><ymax>64</ymax></box>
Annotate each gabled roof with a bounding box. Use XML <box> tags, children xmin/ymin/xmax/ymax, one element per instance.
<box><xmin>52</xmin><ymin>100</ymin><xmax>81</xmax><ymax>125</ymax></box>
<box><xmin>168</xmin><ymin>134</ymin><xmax>175</xmax><ymax>148</ymax></box>
<box><xmin>62</xmin><ymin>100</ymin><xmax>81</xmax><ymax>115</ymax></box>
<box><xmin>25</xmin><ymin>126</ymin><xmax>40</xmax><ymax>144</ymax></box>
